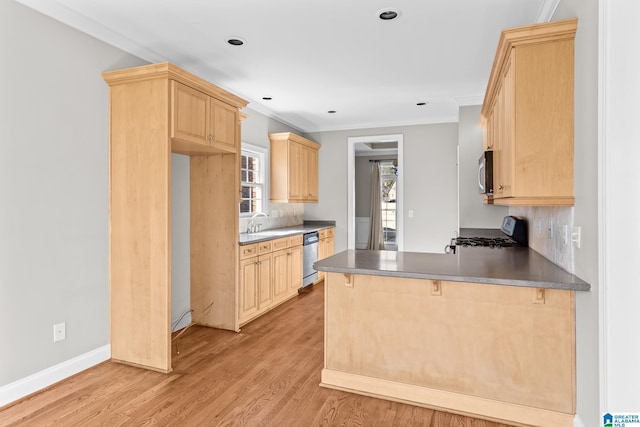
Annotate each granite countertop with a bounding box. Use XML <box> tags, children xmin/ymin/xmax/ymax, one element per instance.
<box><xmin>239</xmin><ymin>220</ymin><xmax>335</xmax><ymax>245</ymax></box>
<box><xmin>314</xmin><ymin>247</ymin><xmax>590</xmax><ymax>292</ymax></box>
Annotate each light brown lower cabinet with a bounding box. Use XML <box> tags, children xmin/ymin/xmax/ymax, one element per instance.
<box><xmin>238</xmin><ymin>253</ymin><xmax>272</xmax><ymax>325</ymax></box>
<box><xmin>288</xmin><ymin>245</ymin><xmax>302</xmax><ymax>292</ymax></box>
<box><xmin>238</xmin><ymin>236</ymin><xmax>303</xmax><ymax>326</ymax></box>
<box><xmin>317</xmin><ymin>227</ymin><xmax>335</xmax><ymax>282</ymax></box>
<box><xmin>272</xmin><ymin>249</ymin><xmax>291</xmax><ymax>302</ymax></box>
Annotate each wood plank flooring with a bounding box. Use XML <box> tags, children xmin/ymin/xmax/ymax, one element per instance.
<box><xmin>0</xmin><ymin>282</ymin><xmax>514</xmax><ymax>426</ymax></box>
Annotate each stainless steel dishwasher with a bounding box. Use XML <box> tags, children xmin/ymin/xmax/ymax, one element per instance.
<box><xmin>302</xmin><ymin>231</ymin><xmax>319</xmax><ymax>287</ymax></box>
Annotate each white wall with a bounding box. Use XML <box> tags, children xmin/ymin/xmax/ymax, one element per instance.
<box><xmin>599</xmin><ymin>0</ymin><xmax>640</xmax><ymax>412</ymax></box>
<box><xmin>0</xmin><ymin>0</ymin><xmax>147</xmax><ymax>387</ymax></box>
<box><xmin>306</xmin><ymin>123</ymin><xmax>458</xmax><ymax>254</ymax></box>
<box><xmin>458</xmin><ymin>105</ymin><xmax>508</xmax><ymax>228</ymax></box>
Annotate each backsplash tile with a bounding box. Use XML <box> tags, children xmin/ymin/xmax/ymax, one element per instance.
<box><xmin>239</xmin><ymin>203</ymin><xmax>304</xmax><ymax>233</ymax></box>
<box><xmin>510</xmin><ymin>206</ymin><xmax>574</xmax><ymax>274</ymax></box>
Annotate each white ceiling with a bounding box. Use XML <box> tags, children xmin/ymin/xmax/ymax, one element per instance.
<box><xmin>17</xmin><ymin>0</ymin><xmax>558</xmax><ymax>133</ymax></box>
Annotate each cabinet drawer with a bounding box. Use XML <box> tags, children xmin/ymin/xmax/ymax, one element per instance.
<box><xmin>290</xmin><ymin>234</ymin><xmax>303</xmax><ymax>246</ymax></box>
<box><xmin>272</xmin><ymin>237</ymin><xmax>290</xmax><ymax>251</ymax></box>
<box><xmin>240</xmin><ymin>244</ymin><xmax>258</xmax><ymax>260</ymax></box>
<box><xmin>257</xmin><ymin>241</ymin><xmax>273</xmax><ymax>254</ymax></box>
<box><xmin>319</xmin><ymin>229</ymin><xmax>328</xmax><ymax>239</ymax></box>
<box><xmin>326</xmin><ymin>228</ymin><xmax>334</xmax><ymax>238</ymax></box>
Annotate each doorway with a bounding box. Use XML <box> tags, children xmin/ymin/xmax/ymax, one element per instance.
<box><xmin>347</xmin><ymin>134</ymin><xmax>404</xmax><ymax>251</ymax></box>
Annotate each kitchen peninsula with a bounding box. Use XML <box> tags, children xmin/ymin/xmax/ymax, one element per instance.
<box><xmin>315</xmin><ymin>248</ymin><xmax>589</xmax><ymax>427</ymax></box>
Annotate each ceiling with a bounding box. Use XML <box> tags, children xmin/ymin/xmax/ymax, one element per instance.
<box><xmin>17</xmin><ymin>0</ymin><xmax>559</xmax><ymax>133</ymax></box>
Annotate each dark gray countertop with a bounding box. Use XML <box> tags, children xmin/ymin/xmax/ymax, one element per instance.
<box><xmin>239</xmin><ymin>221</ymin><xmax>335</xmax><ymax>245</ymax></box>
<box><xmin>314</xmin><ymin>247</ymin><xmax>590</xmax><ymax>291</ymax></box>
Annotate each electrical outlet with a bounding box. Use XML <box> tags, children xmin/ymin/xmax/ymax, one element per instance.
<box><xmin>408</xmin><ymin>210</ymin><xmax>414</xmax><ymax>218</ymax></box>
<box><xmin>572</xmin><ymin>226</ymin><xmax>582</xmax><ymax>248</ymax></box>
<box><xmin>563</xmin><ymin>224</ymin><xmax>569</xmax><ymax>244</ymax></box>
<box><xmin>548</xmin><ymin>220</ymin><xmax>554</xmax><ymax>239</ymax></box>
<box><xmin>54</xmin><ymin>322</ymin><xmax>66</xmax><ymax>343</ymax></box>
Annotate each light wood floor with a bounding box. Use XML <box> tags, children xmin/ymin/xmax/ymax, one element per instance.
<box><xmin>0</xmin><ymin>282</ymin><xmax>514</xmax><ymax>427</ymax></box>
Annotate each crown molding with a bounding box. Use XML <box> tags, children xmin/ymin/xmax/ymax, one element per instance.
<box><xmin>536</xmin><ymin>0</ymin><xmax>561</xmax><ymax>23</ymax></box>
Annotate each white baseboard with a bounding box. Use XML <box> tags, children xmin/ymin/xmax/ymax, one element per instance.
<box><xmin>574</xmin><ymin>414</ymin><xmax>586</xmax><ymax>427</ymax></box>
<box><xmin>0</xmin><ymin>344</ymin><xmax>110</xmax><ymax>408</ymax></box>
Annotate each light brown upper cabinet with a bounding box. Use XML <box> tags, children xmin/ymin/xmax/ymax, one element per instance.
<box><xmin>480</xmin><ymin>18</ymin><xmax>577</xmax><ymax>206</ymax></box>
<box><xmin>269</xmin><ymin>132</ymin><xmax>320</xmax><ymax>203</ymax></box>
<box><xmin>171</xmin><ymin>81</ymin><xmax>238</xmax><ymax>153</ymax></box>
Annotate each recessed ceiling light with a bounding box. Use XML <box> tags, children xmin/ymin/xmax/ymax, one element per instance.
<box><xmin>416</xmin><ymin>102</ymin><xmax>428</xmax><ymax>106</ymax></box>
<box><xmin>377</xmin><ymin>8</ymin><xmax>400</xmax><ymax>20</ymax></box>
<box><xmin>328</xmin><ymin>110</ymin><xmax>337</xmax><ymax>114</ymax></box>
<box><xmin>262</xmin><ymin>97</ymin><xmax>272</xmax><ymax>101</ymax></box>
<box><xmin>227</xmin><ymin>37</ymin><xmax>246</xmax><ymax>46</ymax></box>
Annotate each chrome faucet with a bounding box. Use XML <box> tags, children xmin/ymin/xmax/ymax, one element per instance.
<box><xmin>246</xmin><ymin>212</ymin><xmax>268</xmax><ymax>233</ymax></box>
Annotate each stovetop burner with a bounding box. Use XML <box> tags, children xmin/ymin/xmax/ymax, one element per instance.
<box><xmin>455</xmin><ymin>236</ymin><xmax>520</xmax><ymax>248</ymax></box>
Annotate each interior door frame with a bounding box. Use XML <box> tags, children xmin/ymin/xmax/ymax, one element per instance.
<box><xmin>347</xmin><ymin>134</ymin><xmax>404</xmax><ymax>251</ymax></box>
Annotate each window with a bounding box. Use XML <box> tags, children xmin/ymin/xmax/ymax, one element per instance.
<box><xmin>379</xmin><ymin>160</ymin><xmax>397</xmax><ymax>247</ymax></box>
<box><xmin>240</xmin><ymin>144</ymin><xmax>267</xmax><ymax>216</ymax></box>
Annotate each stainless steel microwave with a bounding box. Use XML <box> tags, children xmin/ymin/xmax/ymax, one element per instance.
<box><xmin>478</xmin><ymin>151</ymin><xmax>494</xmax><ymax>195</ymax></box>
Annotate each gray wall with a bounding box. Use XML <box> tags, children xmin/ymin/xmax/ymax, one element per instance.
<box><xmin>0</xmin><ymin>0</ymin><xmax>147</xmax><ymax>386</ymax></box>
<box><xmin>306</xmin><ymin>123</ymin><xmax>458</xmax><ymax>254</ymax></box>
<box><xmin>241</xmin><ymin>107</ymin><xmax>303</xmax><ymax>150</ymax></box>
<box><xmin>458</xmin><ymin>106</ymin><xmax>508</xmax><ymax>228</ymax></box>
<box><xmin>171</xmin><ymin>155</ymin><xmax>191</xmax><ymax>331</ymax></box>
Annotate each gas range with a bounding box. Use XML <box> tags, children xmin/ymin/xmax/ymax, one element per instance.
<box><xmin>445</xmin><ymin>216</ymin><xmax>528</xmax><ymax>254</ymax></box>
<box><xmin>455</xmin><ymin>236</ymin><xmax>520</xmax><ymax>248</ymax></box>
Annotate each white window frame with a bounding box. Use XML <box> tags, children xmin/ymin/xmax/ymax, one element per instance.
<box><xmin>240</xmin><ymin>143</ymin><xmax>269</xmax><ymax>218</ymax></box>
<box><xmin>379</xmin><ymin>160</ymin><xmax>397</xmax><ymax>246</ymax></box>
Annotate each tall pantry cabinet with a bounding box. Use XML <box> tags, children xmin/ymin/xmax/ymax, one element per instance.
<box><xmin>103</xmin><ymin>63</ymin><xmax>248</xmax><ymax>373</ymax></box>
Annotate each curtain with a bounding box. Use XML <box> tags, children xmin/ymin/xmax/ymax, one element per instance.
<box><xmin>367</xmin><ymin>162</ymin><xmax>384</xmax><ymax>250</ymax></box>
